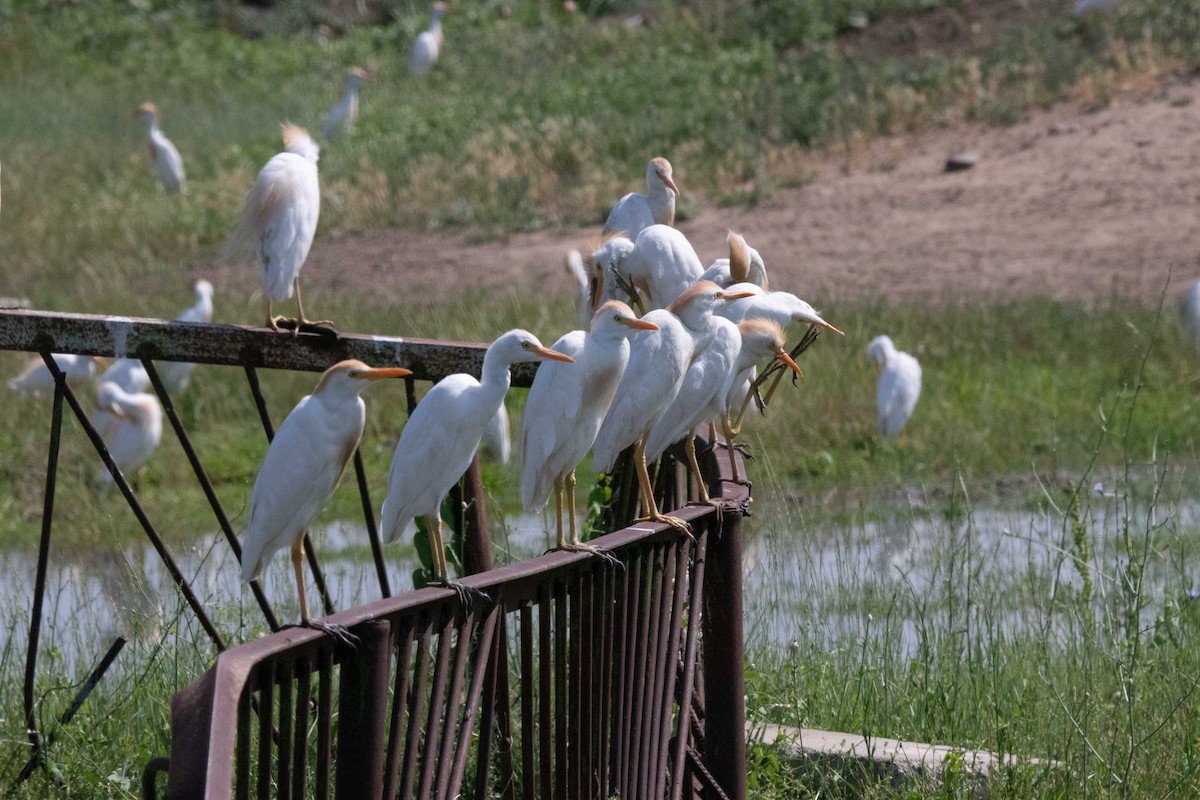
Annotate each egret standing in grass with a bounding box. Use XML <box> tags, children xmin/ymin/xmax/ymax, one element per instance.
<box><xmin>93</xmin><ymin>381</ymin><xmax>163</xmax><ymax>485</ymax></box>
<box><xmin>603</xmin><ymin>157</ymin><xmax>680</xmax><ymax>239</ymax></box>
<box><xmin>232</xmin><ymin>125</ymin><xmax>325</xmax><ymax>333</ymax></box>
<box><xmin>380</xmin><ymin>330</ymin><xmax>574</xmax><ymax>588</ymax></box>
<box><xmin>240</xmin><ymin>360</ymin><xmax>410</xmax><ymax>632</ymax></box>
<box><xmin>867</xmin><ymin>335</ymin><xmax>921</xmax><ymax>439</ymax></box>
<box><xmin>521</xmin><ymin>300</ymin><xmax>657</xmax><ymax>552</ymax></box>
<box><xmin>91</xmin><ymin>359</ymin><xmax>151</xmax><ymax>440</ymax></box>
<box><xmin>410</xmin><ymin>2</ymin><xmax>448</xmax><ymax>75</ymax></box>
<box><xmin>8</xmin><ymin>353</ymin><xmax>107</xmax><ymax>396</ymax></box>
<box><xmin>133</xmin><ymin>103</ymin><xmax>185</xmax><ymax>195</ymax></box>
<box><xmin>158</xmin><ymin>279</ymin><xmax>215</xmax><ymax>392</ymax></box>
<box><xmin>322</xmin><ymin>67</ymin><xmax>368</xmax><ymax>141</ymax></box>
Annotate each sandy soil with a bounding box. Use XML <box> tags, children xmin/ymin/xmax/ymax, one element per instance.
<box><xmin>299</xmin><ymin>74</ymin><xmax>1200</xmax><ymax>310</ymax></box>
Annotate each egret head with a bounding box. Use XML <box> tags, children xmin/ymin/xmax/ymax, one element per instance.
<box><xmin>490</xmin><ymin>330</ymin><xmax>575</xmax><ymax>367</ymax></box>
<box><xmin>781</xmin><ymin>294</ymin><xmax>843</xmax><ymax>335</ymax></box>
<box><xmin>281</xmin><ymin>124</ymin><xmax>320</xmax><ymax>163</ymax></box>
<box><xmin>737</xmin><ymin>319</ymin><xmax>803</xmax><ymax>377</ymax></box>
<box><xmin>648</xmin><ymin>156</ymin><xmax>680</xmax><ymax>197</ymax></box>
<box><xmin>195</xmin><ymin>279</ymin><xmax>214</xmax><ymax>299</ymax></box>
<box><xmin>315</xmin><ymin>359</ymin><xmax>412</xmax><ymax>397</ymax></box>
<box><xmin>132</xmin><ymin>102</ymin><xmax>159</xmax><ymax>123</ymax></box>
<box><xmin>591</xmin><ymin>300</ymin><xmax>658</xmax><ymax>338</ymax></box>
<box><xmin>866</xmin><ymin>335</ymin><xmax>896</xmax><ymax>370</ymax></box>
<box><xmin>345</xmin><ymin>67</ymin><xmax>369</xmax><ymax>88</ymax></box>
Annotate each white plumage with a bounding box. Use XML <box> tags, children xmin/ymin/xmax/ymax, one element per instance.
<box><xmin>239</xmin><ymin>360</ymin><xmax>410</xmax><ymax>623</ymax></box>
<box><xmin>521</xmin><ymin>301</ymin><xmax>656</xmax><ymax>548</ymax></box>
<box><xmin>158</xmin><ymin>279</ymin><xmax>214</xmax><ymax>392</ymax></box>
<box><xmin>716</xmin><ymin>283</ymin><xmax>839</xmax><ymax>333</ymax></box>
<box><xmin>603</xmin><ymin>157</ymin><xmax>680</xmax><ymax>239</ymax></box>
<box><xmin>481</xmin><ymin>403</ymin><xmax>512</xmax><ymax>464</ymax></box>
<box><xmin>565</xmin><ymin>248</ymin><xmax>593</xmax><ymax>330</ymax></box>
<box><xmin>590</xmin><ymin>225</ymin><xmax>704</xmax><ymax>313</ymax></box>
<box><xmin>8</xmin><ymin>353</ymin><xmax>105</xmax><ymax>395</ymax></box>
<box><xmin>866</xmin><ymin>335</ymin><xmax>922</xmax><ymax>439</ymax></box>
<box><xmin>410</xmin><ymin>2</ymin><xmax>448</xmax><ymax>75</ymax></box>
<box><xmin>698</xmin><ymin>231</ymin><xmax>769</xmax><ymax>290</ymax></box>
<box><xmin>133</xmin><ymin>103</ymin><xmax>185</xmax><ymax>195</ymax></box>
<box><xmin>233</xmin><ymin>125</ymin><xmax>322</xmax><ymax>330</ymax></box>
<box><xmin>93</xmin><ymin>381</ymin><xmax>163</xmax><ymax>484</ymax></box>
<box><xmin>322</xmin><ymin>68</ymin><xmax>368</xmax><ymax>141</ymax></box>
<box><xmin>380</xmin><ymin>329</ymin><xmax>574</xmax><ymax>582</ymax></box>
<box><xmin>91</xmin><ymin>359</ymin><xmax>151</xmax><ymax>440</ymax></box>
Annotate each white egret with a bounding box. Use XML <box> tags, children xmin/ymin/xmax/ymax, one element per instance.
<box><xmin>410</xmin><ymin>2</ymin><xmax>449</xmax><ymax>75</ymax></box>
<box><xmin>158</xmin><ymin>279</ymin><xmax>215</xmax><ymax>392</ymax></box>
<box><xmin>866</xmin><ymin>335</ymin><xmax>921</xmax><ymax>439</ymax></box>
<box><xmin>239</xmin><ymin>360</ymin><xmax>411</xmax><ymax>631</ymax></box>
<box><xmin>91</xmin><ymin>359</ymin><xmax>151</xmax><ymax>440</ymax></box>
<box><xmin>521</xmin><ymin>300</ymin><xmax>657</xmax><ymax>551</ymax></box>
<box><xmin>698</xmin><ymin>231</ymin><xmax>769</xmax><ymax>290</ymax></box>
<box><xmin>716</xmin><ymin>284</ymin><xmax>840</xmax><ymax>333</ymax></box>
<box><xmin>380</xmin><ymin>330</ymin><xmax>574</xmax><ymax>586</ymax></box>
<box><xmin>232</xmin><ymin>124</ymin><xmax>324</xmax><ymax>332</ymax></box>
<box><xmin>589</xmin><ymin>225</ymin><xmax>704</xmax><ymax>313</ymax></box>
<box><xmin>133</xmin><ymin>103</ymin><xmax>185</xmax><ymax>195</ymax></box>
<box><xmin>322</xmin><ymin>67</ymin><xmax>368</xmax><ymax>141</ymax></box>
<box><xmin>603</xmin><ymin>157</ymin><xmax>680</xmax><ymax>239</ymax></box>
<box><xmin>93</xmin><ymin>381</ymin><xmax>163</xmax><ymax>485</ymax></box>
<box><xmin>587</xmin><ymin>233</ymin><xmax>639</xmax><ymax>311</ymax></box>
<box><xmin>565</xmin><ymin>248</ymin><xmax>593</xmax><ymax>330</ymax></box>
<box><xmin>481</xmin><ymin>403</ymin><xmax>511</xmax><ymax>464</ymax></box>
<box><xmin>1181</xmin><ymin>281</ymin><xmax>1200</xmax><ymax>349</ymax></box>
<box><xmin>8</xmin><ymin>353</ymin><xmax>107</xmax><ymax>396</ymax></box>
<box><xmin>592</xmin><ymin>281</ymin><xmax>741</xmax><ymax>531</ymax></box>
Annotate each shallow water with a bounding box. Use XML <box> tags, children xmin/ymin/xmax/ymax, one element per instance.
<box><xmin>3</xmin><ymin>495</ymin><xmax>1199</xmax><ymax>674</ymax></box>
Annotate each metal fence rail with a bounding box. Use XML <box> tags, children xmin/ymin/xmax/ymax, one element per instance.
<box><xmin>0</xmin><ymin>309</ymin><xmax>749</xmax><ymax>800</ymax></box>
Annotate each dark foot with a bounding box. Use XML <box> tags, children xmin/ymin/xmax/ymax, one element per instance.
<box><xmin>297</xmin><ymin>319</ymin><xmax>338</xmax><ymax>337</ymax></box>
<box><xmin>285</xmin><ymin>619</ymin><xmax>359</xmax><ymax>648</ymax></box>
<box><xmin>431</xmin><ymin>578</ymin><xmax>490</xmax><ymax>614</ymax></box>
<box><xmin>561</xmin><ymin>542</ymin><xmax>625</xmax><ymax>571</ymax></box>
<box><xmin>268</xmin><ymin>315</ymin><xmax>296</xmax><ymax>332</ymax></box>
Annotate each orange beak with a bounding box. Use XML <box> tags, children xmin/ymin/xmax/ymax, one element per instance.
<box><xmin>620</xmin><ymin>317</ymin><xmax>659</xmax><ymax>331</ymax></box>
<box><xmin>719</xmin><ymin>291</ymin><xmax>756</xmax><ymax>302</ymax></box>
<box><xmin>359</xmin><ymin>367</ymin><xmax>413</xmax><ymax>380</ymax></box>
<box><xmin>775</xmin><ymin>350</ymin><xmax>803</xmax><ymax>378</ymax></box>
<box><xmin>661</xmin><ymin>172</ymin><xmax>681</xmax><ymax>198</ymax></box>
<box><xmin>536</xmin><ymin>346</ymin><xmax>575</xmax><ymax>363</ymax></box>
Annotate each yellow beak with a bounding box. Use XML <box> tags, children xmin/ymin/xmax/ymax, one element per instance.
<box><xmin>358</xmin><ymin>367</ymin><xmax>413</xmax><ymax>381</ymax></box>
<box><xmin>536</xmin><ymin>347</ymin><xmax>575</xmax><ymax>363</ymax></box>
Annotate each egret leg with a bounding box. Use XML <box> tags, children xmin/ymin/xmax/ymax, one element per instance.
<box><xmin>632</xmin><ymin>435</ymin><xmax>692</xmax><ymax>536</ymax></box>
<box><xmin>266</xmin><ymin>299</ymin><xmax>288</xmax><ymax>331</ymax></box>
<box><xmin>291</xmin><ymin>538</ymin><xmax>356</xmax><ymax>645</ymax></box>
<box><xmin>558</xmin><ymin>470</ymin><xmax>622</xmax><ymax>567</ymax></box>
<box><xmin>554</xmin><ymin>477</ymin><xmax>566</xmax><ymax>550</ymax></box>
<box><xmin>721</xmin><ymin>415</ymin><xmax>744</xmax><ymax>484</ymax></box>
<box><xmin>426</xmin><ymin>513</ymin><xmax>486</xmax><ymax>612</ymax></box>
<box><xmin>294</xmin><ymin>278</ymin><xmax>334</xmax><ymax>333</ymax></box>
<box><xmin>683</xmin><ymin>430</ymin><xmax>712</xmax><ymax>505</ymax></box>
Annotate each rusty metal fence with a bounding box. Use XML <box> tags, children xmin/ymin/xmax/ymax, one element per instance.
<box><xmin>0</xmin><ymin>309</ymin><xmax>749</xmax><ymax>800</ymax></box>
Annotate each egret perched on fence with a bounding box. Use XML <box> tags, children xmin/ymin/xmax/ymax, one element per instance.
<box><xmin>603</xmin><ymin>157</ymin><xmax>680</xmax><ymax>238</ymax></box>
<box><xmin>866</xmin><ymin>335</ymin><xmax>922</xmax><ymax>439</ymax></box>
<box><xmin>232</xmin><ymin>125</ymin><xmax>325</xmax><ymax>333</ymax></box>
<box><xmin>240</xmin><ymin>360</ymin><xmax>411</xmax><ymax>633</ymax></box>
<box><xmin>380</xmin><ymin>330</ymin><xmax>573</xmax><ymax>590</ymax></box>
<box><xmin>699</xmin><ymin>231</ymin><xmax>770</xmax><ymax>290</ymax></box>
<box><xmin>588</xmin><ymin>225</ymin><xmax>704</xmax><ymax>314</ymax></box>
<box><xmin>93</xmin><ymin>381</ymin><xmax>163</xmax><ymax>485</ymax></box>
<box><xmin>410</xmin><ymin>2</ymin><xmax>449</xmax><ymax>75</ymax></box>
<box><xmin>521</xmin><ymin>300</ymin><xmax>657</xmax><ymax>552</ymax></box>
<box><xmin>132</xmin><ymin>103</ymin><xmax>185</xmax><ymax>195</ymax></box>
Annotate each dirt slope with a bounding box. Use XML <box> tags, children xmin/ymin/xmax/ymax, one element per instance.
<box><xmin>304</xmin><ymin>75</ymin><xmax>1200</xmax><ymax>309</ymax></box>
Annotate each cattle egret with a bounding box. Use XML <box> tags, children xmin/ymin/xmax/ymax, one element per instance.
<box><xmin>93</xmin><ymin>381</ymin><xmax>163</xmax><ymax>485</ymax></box>
<box><xmin>232</xmin><ymin>125</ymin><xmax>324</xmax><ymax>333</ymax></box>
<box><xmin>158</xmin><ymin>279</ymin><xmax>215</xmax><ymax>392</ymax></box>
<box><xmin>8</xmin><ymin>353</ymin><xmax>107</xmax><ymax>396</ymax></box>
<box><xmin>410</xmin><ymin>2</ymin><xmax>449</xmax><ymax>75</ymax></box>
<box><xmin>1181</xmin><ymin>281</ymin><xmax>1200</xmax><ymax>349</ymax></box>
<box><xmin>481</xmin><ymin>403</ymin><xmax>511</xmax><ymax>464</ymax></box>
<box><xmin>565</xmin><ymin>248</ymin><xmax>593</xmax><ymax>330</ymax></box>
<box><xmin>322</xmin><ymin>67</ymin><xmax>368</xmax><ymax>141</ymax></box>
<box><xmin>589</xmin><ymin>225</ymin><xmax>704</xmax><ymax>313</ymax></box>
<box><xmin>603</xmin><ymin>157</ymin><xmax>680</xmax><ymax>238</ymax></box>
<box><xmin>521</xmin><ymin>300</ymin><xmax>657</xmax><ymax>552</ymax></box>
<box><xmin>716</xmin><ymin>284</ymin><xmax>840</xmax><ymax>333</ymax></box>
<box><xmin>133</xmin><ymin>103</ymin><xmax>185</xmax><ymax>195</ymax></box>
<box><xmin>380</xmin><ymin>330</ymin><xmax>574</xmax><ymax>588</ymax></box>
<box><xmin>593</xmin><ymin>281</ymin><xmax>741</xmax><ymax>531</ymax></box>
<box><xmin>867</xmin><ymin>335</ymin><xmax>921</xmax><ymax>439</ymax></box>
<box><xmin>588</xmin><ymin>233</ymin><xmax>639</xmax><ymax>311</ymax></box>
<box><xmin>91</xmin><ymin>359</ymin><xmax>151</xmax><ymax>440</ymax></box>
<box><xmin>699</xmin><ymin>231</ymin><xmax>770</xmax><ymax>290</ymax></box>
<box><xmin>240</xmin><ymin>360</ymin><xmax>411</xmax><ymax>631</ymax></box>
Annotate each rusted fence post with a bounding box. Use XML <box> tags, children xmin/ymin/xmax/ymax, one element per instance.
<box><xmin>334</xmin><ymin>621</ymin><xmax>391</xmax><ymax>800</ymax></box>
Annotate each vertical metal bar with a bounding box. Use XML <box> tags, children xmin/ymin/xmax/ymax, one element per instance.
<box><xmin>243</xmin><ymin>365</ymin><xmax>334</xmax><ymax>617</ymax></box>
<box><xmin>553</xmin><ymin>580</ymin><xmax>568</xmax><ymax>798</ymax></box>
<box><xmin>277</xmin><ymin>661</ymin><xmax>294</xmax><ymax>800</ymax></box>
<box><xmin>448</xmin><ymin>609</ymin><xmax>501</xmax><ymax>792</ymax></box>
<box><xmin>352</xmin><ymin>448</ymin><xmax>392</xmax><ymax>598</ymax></box>
<box><xmin>142</xmin><ymin>359</ymin><xmax>280</xmax><ymax>631</ymax></box>
<box><xmin>416</xmin><ymin>617</ymin><xmax>456</xmax><ymax>800</ymax></box>
<box><xmin>434</xmin><ymin>612</ymin><xmax>478</xmax><ymax>800</ymax></box>
<box><xmin>672</xmin><ymin>532</ymin><xmax>705</xmax><ymax>800</ymax></box>
<box><xmin>537</xmin><ymin>588</ymin><xmax>552</xmax><ymax>800</ymax></box>
<box><xmin>519</xmin><ymin>604</ymin><xmax>535</xmax><ymax>800</ymax></box>
<box><xmin>654</xmin><ymin>538</ymin><xmax>692</xmax><ymax>796</ymax></box>
<box><xmin>382</xmin><ymin>627</ymin><xmax>416</xmax><ymax>800</ymax></box>
<box><xmin>461</xmin><ymin>454</ymin><xmax>494</xmax><ymax>573</ymax></box>
<box><xmin>597</xmin><ymin>566</ymin><xmax>615</xmax><ymax>797</ymax></box>
<box><xmin>292</xmin><ymin>659</ymin><xmax>311</xmax><ymax>800</ymax></box>
<box><xmin>236</xmin><ymin>684</ymin><xmax>252</xmax><ymax>800</ymax></box>
<box><xmin>472</xmin><ymin>613</ymin><xmax>504</xmax><ymax>800</ymax></box>
<box><xmin>334</xmin><ymin>620</ymin><xmax>391</xmax><ymax>800</ymax></box>
<box><xmin>702</xmin><ymin>511</ymin><xmax>747</xmax><ymax>800</ymax></box>
<box><xmin>568</xmin><ymin>572</ymin><xmax>583</xmax><ymax>800</ymax></box>
<box><xmin>398</xmin><ymin>629</ymin><xmax>433</xmax><ymax>800</ymax></box>
<box><xmin>256</xmin><ymin>665</ymin><xmax>275</xmax><ymax>800</ymax></box>
<box><xmin>23</xmin><ymin>373</ymin><xmax>62</xmax><ymax>770</ymax></box>
<box><xmin>315</xmin><ymin>647</ymin><xmax>334</xmax><ymax>800</ymax></box>
<box><xmin>580</xmin><ymin>570</ymin><xmax>596</xmax><ymax>799</ymax></box>
<box><xmin>53</xmin><ymin>360</ymin><xmax>226</xmax><ymax>650</ymax></box>
<box><xmin>634</xmin><ymin>544</ymin><xmax>667</xmax><ymax>799</ymax></box>
<box><xmin>613</xmin><ymin>552</ymin><xmax>641</xmax><ymax>798</ymax></box>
